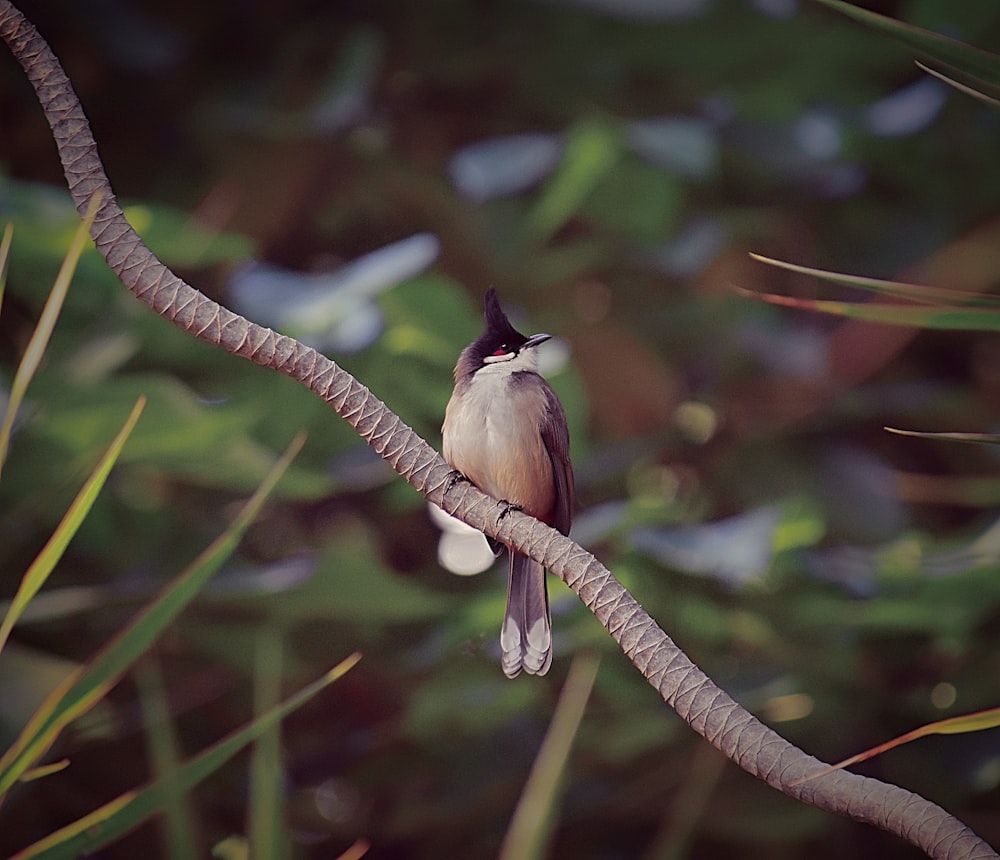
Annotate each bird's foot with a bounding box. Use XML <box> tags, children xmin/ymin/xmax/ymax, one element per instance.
<box><xmin>496</xmin><ymin>499</ymin><xmax>522</xmax><ymax>523</ymax></box>
<box><xmin>444</xmin><ymin>469</ymin><xmax>471</xmax><ymax>494</ymax></box>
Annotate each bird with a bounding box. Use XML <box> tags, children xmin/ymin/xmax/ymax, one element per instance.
<box><xmin>442</xmin><ymin>289</ymin><xmax>574</xmax><ymax>677</ymax></box>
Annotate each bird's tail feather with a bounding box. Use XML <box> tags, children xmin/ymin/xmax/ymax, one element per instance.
<box><xmin>500</xmin><ymin>552</ymin><xmax>551</xmax><ymax>678</ymax></box>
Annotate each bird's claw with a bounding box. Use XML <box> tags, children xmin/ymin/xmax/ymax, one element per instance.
<box><xmin>496</xmin><ymin>499</ymin><xmax>522</xmax><ymax>523</ymax></box>
<box><xmin>445</xmin><ymin>469</ymin><xmax>471</xmax><ymax>494</ymax></box>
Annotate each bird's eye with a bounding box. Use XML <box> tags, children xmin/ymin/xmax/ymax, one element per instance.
<box><xmin>492</xmin><ymin>345</ymin><xmax>508</xmax><ymax>356</ymax></box>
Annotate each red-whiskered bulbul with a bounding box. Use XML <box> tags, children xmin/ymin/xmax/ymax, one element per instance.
<box><xmin>442</xmin><ymin>289</ymin><xmax>574</xmax><ymax>677</ymax></box>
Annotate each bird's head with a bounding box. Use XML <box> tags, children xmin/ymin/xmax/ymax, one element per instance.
<box><xmin>456</xmin><ymin>289</ymin><xmax>551</xmax><ymax>380</ymax></box>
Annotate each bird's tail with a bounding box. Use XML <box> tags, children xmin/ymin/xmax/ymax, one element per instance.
<box><xmin>500</xmin><ymin>551</ymin><xmax>552</xmax><ymax>678</ymax></box>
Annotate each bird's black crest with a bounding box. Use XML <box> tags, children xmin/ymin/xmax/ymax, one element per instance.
<box><xmin>453</xmin><ymin>289</ymin><xmax>531</xmax><ymax>381</ymax></box>
<box><xmin>483</xmin><ymin>288</ymin><xmax>527</xmax><ymax>346</ymax></box>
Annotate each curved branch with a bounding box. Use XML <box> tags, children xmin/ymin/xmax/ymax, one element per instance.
<box><xmin>0</xmin><ymin>4</ymin><xmax>994</xmax><ymax>858</ymax></box>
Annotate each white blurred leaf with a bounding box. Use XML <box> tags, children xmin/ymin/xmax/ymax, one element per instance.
<box><xmin>448</xmin><ymin>133</ymin><xmax>563</xmax><ymax>201</ymax></box>
<box><xmin>820</xmin><ymin>446</ymin><xmax>906</xmax><ymax>543</ymax></box>
<box><xmin>626</xmin><ymin>117</ymin><xmax>719</xmax><ymax>179</ymax></box>
<box><xmin>538</xmin><ymin>0</ymin><xmax>711</xmax><ymax>21</ymax></box>
<box><xmin>430</xmin><ymin>503</ymin><xmax>497</xmax><ymax>575</ymax></box>
<box><xmin>309</xmin><ymin>27</ymin><xmax>382</xmax><ymax>133</ymax></box>
<box><xmin>228</xmin><ymin>233</ymin><xmax>439</xmax><ymax>353</ymax></box>
<box><xmin>631</xmin><ymin>506</ymin><xmax>780</xmax><ymax>586</ymax></box>
<box><xmin>637</xmin><ymin>217</ymin><xmax>726</xmax><ymax>277</ymax></box>
<box><xmin>864</xmin><ymin>77</ymin><xmax>948</xmax><ymax>138</ymax></box>
<box><xmin>747</xmin><ymin>0</ymin><xmax>798</xmax><ymax>19</ymax></box>
<box><xmin>735</xmin><ymin>321</ymin><xmax>831</xmax><ymax>380</ymax></box>
<box><xmin>567</xmin><ymin>500</ymin><xmax>627</xmax><ymax>546</ymax></box>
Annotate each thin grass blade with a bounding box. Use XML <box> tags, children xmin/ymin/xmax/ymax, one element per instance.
<box><xmin>734</xmin><ymin>286</ymin><xmax>1000</xmax><ymax>331</ymax></box>
<box><xmin>812</xmin><ymin>0</ymin><xmax>1000</xmax><ymax>87</ymax></box>
<box><xmin>20</xmin><ymin>760</ymin><xmax>70</xmax><ymax>782</ymax></box>
<box><xmin>10</xmin><ymin>655</ymin><xmax>361</xmax><ymax>860</ymax></box>
<box><xmin>249</xmin><ymin>625</ymin><xmax>288</xmax><ymax>860</ymax></box>
<box><xmin>916</xmin><ymin>61</ymin><xmax>1000</xmax><ymax>107</ymax></box>
<box><xmin>749</xmin><ymin>253</ymin><xmax>1000</xmax><ymax>307</ymax></box>
<box><xmin>135</xmin><ymin>657</ymin><xmax>198</xmax><ymax>860</ymax></box>
<box><xmin>0</xmin><ymin>222</ymin><xmax>13</xmax><ymax>314</ymax></box>
<box><xmin>0</xmin><ymin>431</ymin><xmax>307</xmax><ymax>799</ymax></box>
<box><xmin>886</xmin><ymin>427</ymin><xmax>1000</xmax><ymax>445</ymax></box>
<box><xmin>0</xmin><ymin>194</ymin><xmax>101</xmax><ymax>478</ymax></box>
<box><xmin>793</xmin><ymin>706</ymin><xmax>1000</xmax><ymax>785</ymax></box>
<box><xmin>0</xmin><ymin>395</ymin><xmax>146</xmax><ymax>658</ymax></box>
<box><xmin>334</xmin><ymin>840</ymin><xmax>371</xmax><ymax>860</ymax></box>
<box><xmin>499</xmin><ymin>652</ymin><xmax>599</xmax><ymax>860</ymax></box>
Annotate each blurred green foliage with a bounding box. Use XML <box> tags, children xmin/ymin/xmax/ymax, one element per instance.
<box><xmin>2</xmin><ymin>0</ymin><xmax>1000</xmax><ymax>857</ymax></box>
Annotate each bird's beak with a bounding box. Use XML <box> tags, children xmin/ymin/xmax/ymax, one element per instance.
<box><xmin>523</xmin><ymin>333</ymin><xmax>552</xmax><ymax>350</ymax></box>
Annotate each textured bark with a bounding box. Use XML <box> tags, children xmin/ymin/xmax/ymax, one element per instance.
<box><xmin>0</xmin><ymin>3</ymin><xmax>995</xmax><ymax>857</ymax></box>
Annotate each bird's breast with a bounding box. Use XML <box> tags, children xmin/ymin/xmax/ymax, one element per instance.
<box><xmin>443</xmin><ymin>372</ymin><xmax>555</xmax><ymax>521</ymax></box>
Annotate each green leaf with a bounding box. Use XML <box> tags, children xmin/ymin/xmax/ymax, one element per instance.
<box><xmin>10</xmin><ymin>655</ymin><xmax>361</xmax><ymax>860</ymax></box>
<box><xmin>121</xmin><ymin>203</ymin><xmax>254</xmax><ymax>268</ymax></box>
<box><xmin>583</xmin><ymin>158</ymin><xmax>683</xmax><ymax>241</ymax></box>
<box><xmin>263</xmin><ymin>527</ymin><xmax>450</xmax><ymax>626</ymax></box>
<box><xmin>0</xmin><ymin>396</ymin><xmax>146</xmax><ymax>658</ymax></box>
<box><xmin>0</xmin><ymin>193</ymin><xmax>101</xmax><ymax>477</ymax></box>
<box><xmin>811</xmin><ymin>0</ymin><xmax>1000</xmax><ymax>87</ymax></box>
<box><xmin>525</xmin><ymin>118</ymin><xmax>622</xmax><ymax>246</ymax></box>
<box><xmin>0</xmin><ymin>432</ymin><xmax>306</xmax><ymax>800</ymax></box>
<box><xmin>29</xmin><ymin>374</ymin><xmax>325</xmax><ymax>495</ymax></box>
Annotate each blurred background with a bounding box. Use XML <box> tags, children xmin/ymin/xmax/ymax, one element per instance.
<box><xmin>2</xmin><ymin>0</ymin><xmax>1000</xmax><ymax>857</ymax></box>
